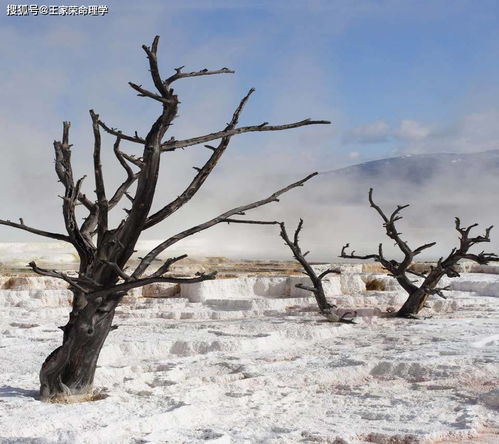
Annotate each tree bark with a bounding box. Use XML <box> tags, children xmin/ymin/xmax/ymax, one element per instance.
<box><xmin>279</xmin><ymin>220</ymin><xmax>354</xmax><ymax>323</ymax></box>
<box><xmin>39</xmin><ymin>290</ymin><xmax>122</xmax><ymax>401</ymax></box>
<box><xmin>396</xmin><ymin>271</ymin><xmax>445</xmax><ymax>317</ymax></box>
<box><xmin>397</xmin><ymin>288</ymin><xmax>428</xmax><ymax>317</ymax></box>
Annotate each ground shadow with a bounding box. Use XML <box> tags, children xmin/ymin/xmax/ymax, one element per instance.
<box><xmin>0</xmin><ymin>385</ymin><xmax>38</xmax><ymax>399</ymax></box>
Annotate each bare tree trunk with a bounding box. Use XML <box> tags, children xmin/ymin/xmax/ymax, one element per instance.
<box><xmin>279</xmin><ymin>220</ymin><xmax>355</xmax><ymax>323</ymax></box>
<box><xmin>397</xmin><ymin>288</ymin><xmax>429</xmax><ymax>317</ymax></box>
<box><xmin>396</xmin><ymin>272</ymin><xmax>444</xmax><ymax>317</ymax></box>
<box><xmin>39</xmin><ymin>290</ymin><xmax>122</xmax><ymax>400</ymax></box>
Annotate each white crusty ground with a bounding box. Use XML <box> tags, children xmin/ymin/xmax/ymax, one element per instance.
<box><xmin>0</xmin><ymin>272</ymin><xmax>498</xmax><ymax>443</ymax></box>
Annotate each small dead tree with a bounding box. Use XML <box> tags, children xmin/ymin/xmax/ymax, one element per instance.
<box><xmin>279</xmin><ymin>219</ymin><xmax>355</xmax><ymax>323</ymax></box>
<box><xmin>0</xmin><ymin>36</ymin><xmax>330</xmax><ymax>401</ymax></box>
<box><xmin>341</xmin><ymin>188</ymin><xmax>497</xmax><ymax>318</ymax></box>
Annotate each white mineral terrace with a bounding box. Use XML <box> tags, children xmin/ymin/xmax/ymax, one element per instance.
<box><xmin>0</xmin><ymin>261</ymin><xmax>498</xmax><ymax>443</ymax></box>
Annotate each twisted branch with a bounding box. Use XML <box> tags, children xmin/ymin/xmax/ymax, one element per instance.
<box><xmin>161</xmin><ymin>118</ymin><xmax>331</xmax><ymax>152</ymax></box>
<box><xmin>0</xmin><ymin>219</ymin><xmax>70</xmax><ymax>242</ymax></box>
<box><xmin>144</xmin><ymin>88</ymin><xmax>256</xmax><ymax>229</ymax></box>
<box><xmin>280</xmin><ymin>219</ymin><xmax>354</xmax><ymax>323</ymax></box>
<box><xmin>132</xmin><ymin>173</ymin><xmax>318</xmax><ymax>278</ymax></box>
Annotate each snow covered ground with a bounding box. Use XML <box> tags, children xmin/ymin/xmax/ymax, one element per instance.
<box><xmin>0</xmin><ymin>268</ymin><xmax>498</xmax><ymax>443</ymax></box>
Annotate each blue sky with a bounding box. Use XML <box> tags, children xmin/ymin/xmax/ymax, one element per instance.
<box><xmin>2</xmin><ymin>1</ymin><xmax>498</xmax><ymax>164</ymax></box>
<box><xmin>1</xmin><ymin>0</ymin><xmax>498</xmax><ymax>256</ymax></box>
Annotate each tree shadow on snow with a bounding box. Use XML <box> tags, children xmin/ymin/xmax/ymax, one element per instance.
<box><xmin>0</xmin><ymin>385</ymin><xmax>38</xmax><ymax>399</ymax></box>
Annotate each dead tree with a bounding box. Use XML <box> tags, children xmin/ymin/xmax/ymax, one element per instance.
<box><xmin>0</xmin><ymin>36</ymin><xmax>330</xmax><ymax>401</ymax></box>
<box><xmin>340</xmin><ymin>188</ymin><xmax>497</xmax><ymax>318</ymax></box>
<box><xmin>279</xmin><ymin>219</ymin><xmax>355</xmax><ymax>323</ymax></box>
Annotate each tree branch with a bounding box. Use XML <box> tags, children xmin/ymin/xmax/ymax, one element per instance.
<box><xmin>53</xmin><ymin>123</ymin><xmax>95</xmax><ymax>262</ymax></box>
<box><xmin>318</xmin><ymin>268</ymin><xmax>341</xmax><ymax>280</ymax></box>
<box><xmin>28</xmin><ymin>261</ymin><xmax>89</xmax><ymax>293</ymax></box>
<box><xmin>0</xmin><ymin>219</ymin><xmax>70</xmax><ymax>242</ymax></box>
<box><xmin>413</xmin><ymin>242</ymin><xmax>437</xmax><ymax>256</ymax></box>
<box><xmin>406</xmin><ymin>268</ymin><xmax>427</xmax><ymax>279</ymax></box>
<box><xmin>423</xmin><ymin>285</ymin><xmax>450</xmax><ymax>299</ymax></box>
<box><xmin>97</xmin><ymin>119</ymin><xmax>145</xmax><ymax>144</ymax></box>
<box><xmin>161</xmin><ymin>119</ymin><xmax>331</xmax><ymax>152</ymax></box>
<box><xmin>141</xmin><ymin>35</ymin><xmax>169</xmax><ymax>97</ymax></box>
<box><xmin>88</xmin><ymin>271</ymin><xmax>217</xmax><ymax>301</ymax></box>
<box><xmin>132</xmin><ymin>172</ymin><xmax>318</xmax><ymax>278</ymax></box>
<box><xmin>149</xmin><ymin>254</ymin><xmax>188</xmax><ymax>278</ymax></box>
<box><xmin>101</xmin><ymin>260</ymin><xmax>132</xmax><ymax>281</ymax></box>
<box><xmin>295</xmin><ymin>283</ymin><xmax>318</xmax><ymax>293</ymax></box>
<box><xmin>128</xmin><ymin>82</ymin><xmax>175</xmax><ymax>105</ymax></box>
<box><xmin>144</xmin><ymin>88</ymin><xmax>256</xmax><ymax>229</ymax></box>
<box><xmin>368</xmin><ymin>188</ymin><xmax>413</xmax><ymax>265</ymax></box>
<box><xmin>223</xmin><ymin>219</ymin><xmax>280</xmax><ymax>225</ymax></box>
<box><xmin>339</xmin><ymin>243</ymin><xmax>379</xmax><ymax>261</ymax></box>
<box><xmin>280</xmin><ymin>220</ymin><xmax>354</xmax><ymax>321</ymax></box>
<box><xmin>455</xmin><ymin>217</ymin><xmax>494</xmax><ymax>249</ymax></box>
<box><xmin>165</xmin><ymin>66</ymin><xmax>234</xmax><ymax>85</ymax></box>
<box><xmin>113</xmin><ymin>36</ymin><xmax>179</xmax><ymax>263</ymax></box>
<box><xmin>108</xmin><ymin>136</ymin><xmax>140</xmax><ymax>209</ymax></box>
<box><xmin>90</xmin><ymin>110</ymin><xmax>108</xmax><ymax>242</ymax></box>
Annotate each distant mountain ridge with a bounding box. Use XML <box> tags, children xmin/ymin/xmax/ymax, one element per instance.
<box><xmin>321</xmin><ymin>150</ymin><xmax>499</xmax><ymax>185</ymax></box>
<box><xmin>308</xmin><ymin>149</ymin><xmax>499</xmax><ymax>260</ymax></box>
<box><xmin>311</xmin><ymin>149</ymin><xmax>499</xmax><ymax>210</ymax></box>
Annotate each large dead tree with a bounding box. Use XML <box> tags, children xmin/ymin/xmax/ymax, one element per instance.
<box><xmin>0</xmin><ymin>36</ymin><xmax>330</xmax><ymax>401</ymax></box>
<box><xmin>340</xmin><ymin>188</ymin><xmax>497</xmax><ymax>318</ymax></box>
<box><xmin>279</xmin><ymin>219</ymin><xmax>355</xmax><ymax>323</ymax></box>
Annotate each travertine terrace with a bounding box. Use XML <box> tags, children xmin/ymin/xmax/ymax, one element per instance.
<box><xmin>1</xmin><ymin>256</ymin><xmax>498</xmax><ymax>443</ymax></box>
